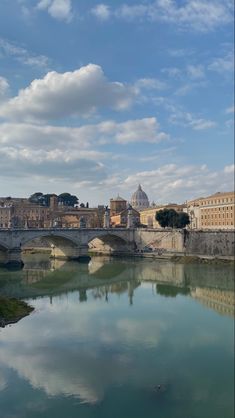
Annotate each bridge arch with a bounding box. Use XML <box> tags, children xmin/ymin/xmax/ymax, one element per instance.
<box><xmin>88</xmin><ymin>231</ymin><xmax>136</xmax><ymax>255</ymax></box>
<box><xmin>20</xmin><ymin>230</ymin><xmax>80</xmax><ymax>248</ymax></box>
<box><xmin>20</xmin><ymin>230</ymin><xmax>82</xmax><ymax>261</ymax></box>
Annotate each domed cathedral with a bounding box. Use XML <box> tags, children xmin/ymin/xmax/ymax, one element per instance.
<box><xmin>131</xmin><ymin>184</ymin><xmax>150</xmax><ymax>211</ymax></box>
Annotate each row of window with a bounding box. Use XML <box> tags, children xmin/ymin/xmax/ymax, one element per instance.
<box><xmin>201</xmin><ymin>197</ymin><xmax>234</xmax><ymax>205</ymax></box>
<box><xmin>201</xmin><ymin>221</ymin><xmax>234</xmax><ymax>226</ymax></box>
<box><xmin>202</xmin><ymin>213</ymin><xmax>234</xmax><ymax>219</ymax></box>
<box><xmin>201</xmin><ymin>206</ymin><xmax>233</xmax><ymax>212</ymax></box>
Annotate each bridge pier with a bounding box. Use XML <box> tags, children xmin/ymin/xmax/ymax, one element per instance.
<box><xmin>5</xmin><ymin>248</ymin><xmax>24</xmax><ymax>269</ymax></box>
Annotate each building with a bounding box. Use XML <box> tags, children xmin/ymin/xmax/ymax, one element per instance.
<box><xmin>110</xmin><ymin>195</ymin><xmax>127</xmax><ymax>216</ymax></box>
<box><xmin>185</xmin><ymin>191</ymin><xmax>235</xmax><ymax>230</ymax></box>
<box><xmin>191</xmin><ymin>287</ymin><xmax>235</xmax><ymax>317</ymax></box>
<box><xmin>110</xmin><ymin>207</ymin><xmax>140</xmax><ymax>228</ymax></box>
<box><xmin>140</xmin><ymin>204</ymin><xmax>185</xmax><ymax>228</ymax></box>
<box><xmin>130</xmin><ymin>184</ymin><xmax>149</xmax><ymax>211</ymax></box>
<box><xmin>51</xmin><ymin>206</ymin><xmax>105</xmax><ymax>228</ymax></box>
<box><xmin>0</xmin><ymin>198</ymin><xmax>51</xmax><ymax>228</ymax></box>
<box><xmin>0</xmin><ymin>204</ymin><xmax>14</xmax><ymax>228</ymax></box>
<box><xmin>0</xmin><ymin>197</ymin><xmax>105</xmax><ymax>229</ymax></box>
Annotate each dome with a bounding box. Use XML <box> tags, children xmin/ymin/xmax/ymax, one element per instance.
<box><xmin>130</xmin><ymin>184</ymin><xmax>149</xmax><ymax>211</ymax></box>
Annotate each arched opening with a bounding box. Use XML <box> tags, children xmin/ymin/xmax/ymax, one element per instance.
<box><xmin>88</xmin><ymin>233</ymin><xmax>135</xmax><ymax>256</ymax></box>
<box><xmin>21</xmin><ymin>234</ymin><xmax>80</xmax><ymax>262</ymax></box>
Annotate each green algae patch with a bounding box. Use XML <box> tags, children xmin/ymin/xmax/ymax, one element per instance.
<box><xmin>0</xmin><ymin>296</ymin><xmax>34</xmax><ymax>326</ymax></box>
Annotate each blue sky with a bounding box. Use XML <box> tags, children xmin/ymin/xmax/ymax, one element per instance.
<box><xmin>0</xmin><ymin>0</ymin><xmax>234</xmax><ymax>205</ymax></box>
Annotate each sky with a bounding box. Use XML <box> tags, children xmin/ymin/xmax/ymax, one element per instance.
<box><xmin>0</xmin><ymin>0</ymin><xmax>234</xmax><ymax>206</ymax></box>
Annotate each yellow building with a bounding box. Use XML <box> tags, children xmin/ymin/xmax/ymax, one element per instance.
<box><xmin>140</xmin><ymin>204</ymin><xmax>185</xmax><ymax>228</ymax></box>
<box><xmin>185</xmin><ymin>191</ymin><xmax>235</xmax><ymax>230</ymax></box>
<box><xmin>199</xmin><ymin>191</ymin><xmax>235</xmax><ymax>230</ymax></box>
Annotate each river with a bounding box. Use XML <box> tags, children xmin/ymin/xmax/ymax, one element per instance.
<box><xmin>0</xmin><ymin>255</ymin><xmax>234</xmax><ymax>418</ymax></box>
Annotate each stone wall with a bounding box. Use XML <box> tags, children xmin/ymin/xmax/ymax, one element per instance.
<box><xmin>184</xmin><ymin>230</ymin><xmax>234</xmax><ymax>257</ymax></box>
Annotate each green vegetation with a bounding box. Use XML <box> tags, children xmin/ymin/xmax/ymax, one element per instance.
<box><xmin>156</xmin><ymin>209</ymin><xmax>190</xmax><ymax>228</ymax></box>
<box><xmin>156</xmin><ymin>284</ymin><xmax>190</xmax><ymax>297</ymax></box>
<box><xmin>0</xmin><ymin>296</ymin><xmax>34</xmax><ymax>325</ymax></box>
<box><xmin>29</xmin><ymin>192</ymin><xmax>79</xmax><ymax>207</ymax></box>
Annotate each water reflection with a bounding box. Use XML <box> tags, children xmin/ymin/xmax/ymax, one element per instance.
<box><xmin>0</xmin><ymin>256</ymin><xmax>234</xmax><ymax>417</ymax></box>
<box><xmin>0</xmin><ymin>255</ymin><xmax>234</xmax><ymax>316</ymax></box>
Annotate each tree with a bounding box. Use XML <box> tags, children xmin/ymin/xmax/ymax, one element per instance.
<box><xmin>156</xmin><ymin>209</ymin><xmax>177</xmax><ymax>228</ymax></box>
<box><xmin>42</xmin><ymin>194</ymin><xmax>57</xmax><ymax>207</ymax></box>
<box><xmin>156</xmin><ymin>209</ymin><xmax>190</xmax><ymax>229</ymax></box>
<box><xmin>58</xmin><ymin>193</ymin><xmax>78</xmax><ymax>207</ymax></box>
<box><xmin>175</xmin><ymin>212</ymin><xmax>190</xmax><ymax>228</ymax></box>
<box><xmin>29</xmin><ymin>192</ymin><xmax>43</xmax><ymax>204</ymax></box>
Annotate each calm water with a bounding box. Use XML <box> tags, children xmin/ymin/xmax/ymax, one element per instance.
<box><xmin>0</xmin><ymin>255</ymin><xmax>234</xmax><ymax>418</ymax></box>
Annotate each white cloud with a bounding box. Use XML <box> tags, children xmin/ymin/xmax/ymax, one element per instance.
<box><xmin>208</xmin><ymin>51</ymin><xmax>234</xmax><ymax>73</ymax></box>
<box><xmin>0</xmin><ymin>117</ymin><xmax>168</xmax><ymax>183</ymax></box>
<box><xmin>123</xmin><ymin>163</ymin><xmax>234</xmax><ymax>203</ymax></box>
<box><xmin>112</xmin><ymin>118</ymin><xmax>169</xmax><ymax>144</ymax></box>
<box><xmin>92</xmin><ymin>1</ymin><xmax>233</xmax><ymax>32</ymax></box>
<box><xmin>0</xmin><ymin>76</ymin><xmax>9</xmax><ymax>101</ymax></box>
<box><xmin>186</xmin><ymin>65</ymin><xmax>205</xmax><ymax>79</ymax></box>
<box><xmin>135</xmin><ymin>78</ymin><xmax>167</xmax><ymax>90</ymax></box>
<box><xmin>37</xmin><ymin>0</ymin><xmax>72</xmax><ymax>21</ymax></box>
<box><xmin>169</xmin><ymin>109</ymin><xmax>216</xmax><ymax>130</ymax></box>
<box><xmin>91</xmin><ymin>4</ymin><xmax>111</xmax><ymax>21</ymax></box>
<box><xmin>0</xmin><ymin>64</ymin><xmax>137</xmax><ymax>121</ymax></box>
<box><xmin>0</xmin><ymin>38</ymin><xmax>50</xmax><ymax>69</ymax></box>
<box><xmin>0</xmin><ymin>118</ymin><xmax>167</xmax><ymax>149</ymax></box>
<box><xmin>224</xmin><ymin>164</ymin><xmax>235</xmax><ymax>174</ymax></box>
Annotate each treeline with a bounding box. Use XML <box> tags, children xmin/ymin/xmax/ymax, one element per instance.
<box><xmin>29</xmin><ymin>192</ymin><xmax>88</xmax><ymax>208</ymax></box>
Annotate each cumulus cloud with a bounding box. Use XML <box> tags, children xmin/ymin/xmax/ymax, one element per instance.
<box><xmin>0</xmin><ymin>117</ymin><xmax>167</xmax><ymax>184</ymax></box>
<box><xmin>37</xmin><ymin>0</ymin><xmax>72</xmax><ymax>21</ymax></box>
<box><xmin>0</xmin><ymin>64</ymin><xmax>137</xmax><ymax>121</ymax></box>
<box><xmin>92</xmin><ymin>1</ymin><xmax>233</xmax><ymax>32</ymax></box>
<box><xmin>0</xmin><ymin>38</ymin><xmax>50</xmax><ymax>69</ymax></box>
<box><xmin>0</xmin><ymin>118</ymin><xmax>166</xmax><ymax>148</ymax></box>
<box><xmin>111</xmin><ymin>118</ymin><xmax>169</xmax><ymax>143</ymax></box>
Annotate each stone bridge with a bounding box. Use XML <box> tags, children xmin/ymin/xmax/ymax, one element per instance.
<box><xmin>0</xmin><ymin>228</ymin><xmax>184</xmax><ymax>267</ymax></box>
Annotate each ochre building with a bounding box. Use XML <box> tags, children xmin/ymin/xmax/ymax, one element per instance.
<box><xmin>185</xmin><ymin>191</ymin><xmax>235</xmax><ymax>230</ymax></box>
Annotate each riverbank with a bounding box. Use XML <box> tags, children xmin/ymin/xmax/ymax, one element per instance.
<box><xmin>22</xmin><ymin>247</ymin><xmax>235</xmax><ymax>265</ymax></box>
<box><xmin>134</xmin><ymin>253</ymin><xmax>235</xmax><ymax>265</ymax></box>
<box><xmin>0</xmin><ymin>296</ymin><xmax>34</xmax><ymax>327</ymax></box>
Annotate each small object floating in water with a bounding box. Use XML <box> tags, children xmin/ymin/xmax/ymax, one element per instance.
<box><xmin>154</xmin><ymin>384</ymin><xmax>166</xmax><ymax>393</ymax></box>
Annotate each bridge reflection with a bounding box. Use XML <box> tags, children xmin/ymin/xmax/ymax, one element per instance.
<box><xmin>0</xmin><ymin>255</ymin><xmax>234</xmax><ymax>316</ymax></box>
